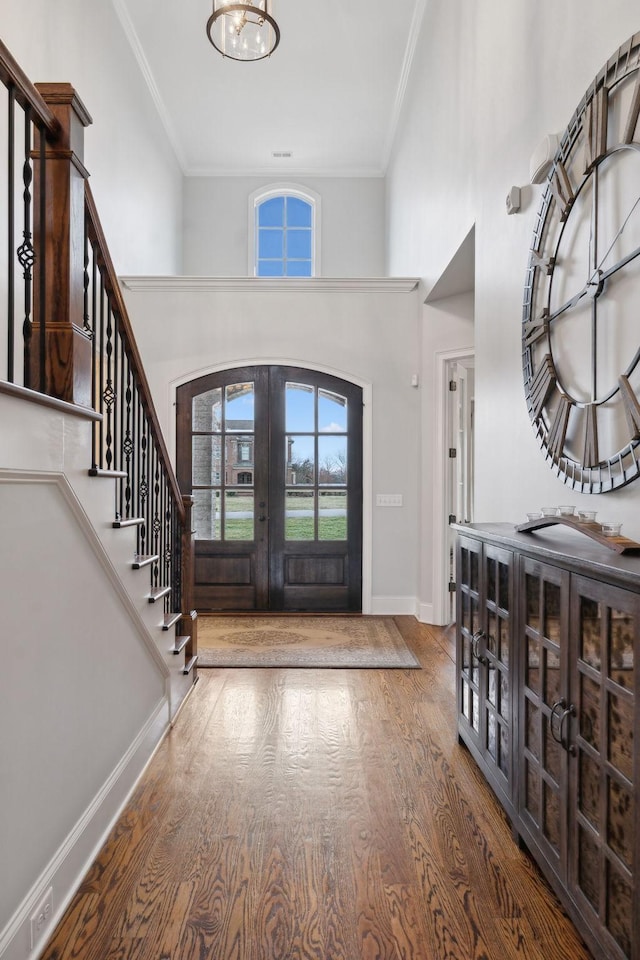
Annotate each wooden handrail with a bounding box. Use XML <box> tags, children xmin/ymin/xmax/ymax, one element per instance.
<box><xmin>0</xmin><ymin>39</ymin><xmax>59</xmax><ymax>136</ymax></box>
<box><xmin>83</xmin><ymin>184</ymin><xmax>185</xmax><ymax>524</ymax></box>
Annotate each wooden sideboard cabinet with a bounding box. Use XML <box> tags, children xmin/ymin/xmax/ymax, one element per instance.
<box><xmin>454</xmin><ymin>523</ymin><xmax>639</xmax><ymax>960</ymax></box>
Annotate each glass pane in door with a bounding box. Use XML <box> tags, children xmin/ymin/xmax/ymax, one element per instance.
<box><xmin>192</xmin><ymin>381</ymin><xmax>256</xmax><ymax>543</ymax></box>
<box><xmin>318</xmin><ymin>388</ymin><xmax>347</xmax><ymax>432</ymax></box>
<box><xmin>285</xmin><ymin>383</ymin><xmax>348</xmax><ymax>543</ymax></box>
<box><xmin>285</xmin><ymin>491</ymin><xmax>314</xmax><ymax>540</ymax></box>
<box><xmin>319</xmin><ymin>490</ymin><xmax>347</xmax><ymax>540</ymax></box>
<box><xmin>192</xmin><ymin>387</ymin><xmax>222</xmax><ymax>431</ymax></box>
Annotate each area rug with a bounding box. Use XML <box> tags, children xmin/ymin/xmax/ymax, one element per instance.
<box><xmin>196</xmin><ymin>616</ymin><xmax>420</xmax><ymax>669</ymax></box>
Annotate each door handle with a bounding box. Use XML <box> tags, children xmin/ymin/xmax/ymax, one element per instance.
<box><xmin>550</xmin><ymin>699</ymin><xmax>565</xmax><ymax>743</ymax></box>
<box><xmin>550</xmin><ymin>698</ymin><xmax>576</xmax><ymax>753</ymax></box>
<box><xmin>471</xmin><ymin>630</ymin><xmax>488</xmax><ymax>665</ymax></box>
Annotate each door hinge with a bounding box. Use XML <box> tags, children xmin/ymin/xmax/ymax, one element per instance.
<box><xmin>449</xmin><ymin>380</ymin><xmax>457</xmax><ymax>391</ymax></box>
<box><xmin>448</xmin><ymin>581</ymin><xmax>456</xmax><ymax>592</ymax></box>
<box><xmin>449</xmin><ymin>448</ymin><xmax>457</xmax><ymax>458</ymax></box>
<box><xmin>448</xmin><ymin>514</ymin><xmax>456</xmax><ymax>524</ymax></box>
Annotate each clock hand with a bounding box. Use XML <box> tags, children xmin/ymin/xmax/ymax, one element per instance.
<box><xmin>596</xmin><ymin>194</ymin><xmax>640</xmax><ymax>274</ymax></box>
<box><xmin>549</xmin><ymin>211</ymin><xmax>640</xmax><ymax>321</ymax></box>
<box><xmin>599</xmin><ymin>239</ymin><xmax>640</xmax><ymax>284</ymax></box>
<box><xmin>546</xmin><ymin>281</ymin><xmax>590</xmax><ymax>322</ymax></box>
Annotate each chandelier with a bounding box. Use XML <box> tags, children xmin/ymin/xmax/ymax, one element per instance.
<box><xmin>206</xmin><ymin>1</ymin><xmax>280</xmax><ymax>61</ymax></box>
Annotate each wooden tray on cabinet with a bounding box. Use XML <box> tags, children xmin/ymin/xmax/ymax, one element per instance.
<box><xmin>515</xmin><ymin>516</ymin><xmax>640</xmax><ymax>554</ymax></box>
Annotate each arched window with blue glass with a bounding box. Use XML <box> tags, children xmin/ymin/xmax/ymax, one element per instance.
<box><xmin>251</xmin><ymin>186</ymin><xmax>320</xmax><ymax>277</ymax></box>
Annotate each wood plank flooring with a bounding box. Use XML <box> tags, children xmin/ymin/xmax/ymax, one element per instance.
<box><xmin>41</xmin><ymin>618</ymin><xmax>593</xmax><ymax>960</ymax></box>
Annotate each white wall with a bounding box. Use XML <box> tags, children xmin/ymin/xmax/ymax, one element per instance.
<box><xmin>1</xmin><ymin>0</ymin><xmax>183</xmax><ymax>275</ymax></box>
<box><xmin>387</xmin><ymin>1</ymin><xmax>640</xmax><ymax>543</ymax></box>
<box><xmin>183</xmin><ymin>176</ymin><xmax>385</xmax><ymax>277</ymax></box>
<box><xmin>122</xmin><ymin>278</ymin><xmax>420</xmax><ymax>612</ymax></box>
<box><xmin>0</xmin><ymin>395</ymin><xmax>173</xmax><ymax>960</ymax></box>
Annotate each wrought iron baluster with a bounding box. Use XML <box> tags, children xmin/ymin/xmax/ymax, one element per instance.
<box><xmin>103</xmin><ymin>303</ymin><xmax>115</xmax><ymax>471</ymax></box>
<box><xmin>18</xmin><ymin>105</ymin><xmax>34</xmax><ymax>388</ymax></box>
<box><xmin>123</xmin><ymin>359</ymin><xmax>133</xmax><ymax>520</ymax></box>
<box><xmin>163</xmin><ymin>472</ymin><xmax>171</xmax><ymax>597</ymax></box>
<box><xmin>37</xmin><ymin>123</ymin><xmax>46</xmax><ymax>393</ymax></box>
<box><xmin>139</xmin><ymin>399</ymin><xmax>148</xmax><ymax>559</ymax></box>
<box><xmin>97</xmin><ymin>273</ymin><xmax>106</xmax><ymax>469</ymax></box>
<box><xmin>112</xmin><ymin>312</ymin><xmax>119</xmax><ymax>478</ymax></box>
<box><xmin>83</xmin><ymin>222</ymin><xmax>92</xmax><ymax>337</ymax></box>
<box><xmin>88</xmin><ymin>237</ymin><xmax>99</xmax><ymax>469</ymax></box>
<box><xmin>7</xmin><ymin>84</ymin><xmax>15</xmax><ymax>383</ymax></box>
<box><xmin>152</xmin><ymin>448</ymin><xmax>161</xmax><ymax>588</ymax></box>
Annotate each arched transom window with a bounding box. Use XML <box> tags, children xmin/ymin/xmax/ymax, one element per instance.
<box><xmin>250</xmin><ymin>185</ymin><xmax>320</xmax><ymax>277</ymax></box>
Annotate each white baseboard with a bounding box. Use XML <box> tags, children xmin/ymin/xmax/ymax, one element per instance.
<box><xmin>0</xmin><ymin>699</ymin><xmax>169</xmax><ymax>960</ymax></box>
<box><xmin>416</xmin><ymin>602</ymin><xmax>436</xmax><ymax>624</ymax></box>
<box><xmin>370</xmin><ymin>595</ymin><xmax>417</xmax><ymax>616</ymax></box>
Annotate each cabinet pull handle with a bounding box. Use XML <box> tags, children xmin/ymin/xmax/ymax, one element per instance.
<box><xmin>559</xmin><ymin>703</ymin><xmax>576</xmax><ymax>755</ymax></box>
<box><xmin>550</xmin><ymin>699</ymin><xmax>566</xmax><ymax>743</ymax></box>
<box><xmin>471</xmin><ymin>630</ymin><xmax>489</xmax><ymax>666</ymax></box>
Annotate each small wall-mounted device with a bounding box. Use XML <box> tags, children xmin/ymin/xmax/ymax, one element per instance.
<box><xmin>506</xmin><ymin>186</ymin><xmax>521</xmax><ymax>215</ymax></box>
<box><xmin>529</xmin><ymin>133</ymin><xmax>560</xmax><ymax>184</ymax></box>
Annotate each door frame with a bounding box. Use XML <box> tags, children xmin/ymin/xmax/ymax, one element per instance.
<box><xmin>169</xmin><ymin>358</ymin><xmax>373</xmax><ymax>614</ymax></box>
<box><xmin>432</xmin><ymin>348</ymin><xmax>475</xmax><ymax>626</ymax></box>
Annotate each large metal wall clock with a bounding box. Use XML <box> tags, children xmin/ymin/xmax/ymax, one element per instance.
<box><xmin>523</xmin><ymin>32</ymin><xmax>640</xmax><ymax>493</ymax></box>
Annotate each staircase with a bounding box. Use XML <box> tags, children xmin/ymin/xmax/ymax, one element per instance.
<box><xmin>0</xmin><ymin>37</ymin><xmax>200</xmax><ymax>960</ymax></box>
<box><xmin>0</xmin><ymin>38</ymin><xmax>198</xmax><ymax>697</ymax></box>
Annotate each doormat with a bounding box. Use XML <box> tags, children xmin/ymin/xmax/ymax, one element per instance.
<box><xmin>196</xmin><ymin>616</ymin><xmax>420</xmax><ymax>669</ymax></box>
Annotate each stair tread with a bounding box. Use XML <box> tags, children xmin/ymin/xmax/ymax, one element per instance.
<box><xmin>173</xmin><ymin>635</ymin><xmax>190</xmax><ymax>654</ymax></box>
<box><xmin>147</xmin><ymin>586</ymin><xmax>171</xmax><ymax>603</ymax></box>
<box><xmin>162</xmin><ymin>612</ymin><xmax>182</xmax><ymax>631</ymax></box>
<box><xmin>183</xmin><ymin>655</ymin><xmax>198</xmax><ymax>675</ymax></box>
<box><xmin>113</xmin><ymin>517</ymin><xmax>145</xmax><ymax>528</ymax></box>
<box><xmin>88</xmin><ymin>468</ymin><xmax>128</xmax><ymax>479</ymax></box>
<box><xmin>132</xmin><ymin>554</ymin><xmax>158</xmax><ymax>569</ymax></box>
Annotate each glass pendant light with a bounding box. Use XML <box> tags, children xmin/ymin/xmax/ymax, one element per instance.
<box><xmin>206</xmin><ymin>1</ymin><xmax>280</xmax><ymax>61</ymax></box>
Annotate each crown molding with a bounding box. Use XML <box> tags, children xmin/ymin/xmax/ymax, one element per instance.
<box><xmin>120</xmin><ymin>276</ymin><xmax>420</xmax><ymax>294</ymax></box>
<box><xmin>184</xmin><ymin>165</ymin><xmax>386</xmax><ymax>179</ymax></box>
<box><xmin>111</xmin><ymin>0</ymin><xmax>188</xmax><ymax>172</ymax></box>
<box><xmin>382</xmin><ymin>0</ymin><xmax>428</xmax><ymax>172</ymax></box>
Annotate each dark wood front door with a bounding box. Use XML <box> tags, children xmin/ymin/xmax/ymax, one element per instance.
<box><xmin>176</xmin><ymin>366</ymin><xmax>362</xmax><ymax>611</ymax></box>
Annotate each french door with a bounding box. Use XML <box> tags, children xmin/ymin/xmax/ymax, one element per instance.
<box><xmin>176</xmin><ymin>366</ymin><xmax>362</xmax><ymax>611</ymax></box>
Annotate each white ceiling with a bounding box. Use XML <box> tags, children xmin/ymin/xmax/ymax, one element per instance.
<box><xmin>114</xmin><ymin>0</ymin><xmax>425</xmax><ymax>177</ymax></box>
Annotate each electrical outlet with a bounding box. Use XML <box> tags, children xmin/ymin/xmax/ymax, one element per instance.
<box><xmin>30</xmin><ymin>887</ymin><xmax>53</xmax><ymax>950</ymax></box>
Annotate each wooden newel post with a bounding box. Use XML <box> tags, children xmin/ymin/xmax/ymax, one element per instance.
<box><xmin>32</xmin><ymin>83</ymin><xmax>93</xmax><ymax>406</ymax></box>
<box><xmin>181</xmin><ymin>495</ymin><xmax>198</xmax><ymax>666</ymax></box>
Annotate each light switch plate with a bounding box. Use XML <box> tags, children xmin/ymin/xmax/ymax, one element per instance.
<box><xmin>376</xmin><ymin>494</ymin><xmax>403</xmax><ymax>507</ymax></box>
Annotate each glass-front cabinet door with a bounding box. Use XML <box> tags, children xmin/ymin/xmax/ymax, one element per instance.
<box><xmin>458</xmin><ymin>536</ymin><xmax>483</xmax><ymax>751</ymax></box>
<box><xmin>518</xmin><ymin>557</ymin><xmax>570</xmax><ymax>875</ymax></box>
<box><xmin>569</xmin><ymin>575</ymin><xmax>639</xmax><ymax>960</ymax></box>
<box><xmin>457</xmin><ymin>537</ymin><xmax>514</xmax><ymax>804</ymax></box>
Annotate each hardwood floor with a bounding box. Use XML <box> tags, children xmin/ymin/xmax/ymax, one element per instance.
<box><xmin>42</xmin><ymin>618</ymin><xmax>592</xmax><ymax>960</ymax></box>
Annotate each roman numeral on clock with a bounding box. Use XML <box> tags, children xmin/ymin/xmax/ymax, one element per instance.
<box><xmin>582</xmin><ymin>403</ymin><xmax>599</xmax><ymax>467</ymax></box>
<box><xmin>584</xmin><ymin>85</ymin><xmax>608</xmax><ymax>171</ymax></box>
<box><xmin>523</xmin><ymin>311</ymin><xmax>549</xmax><ymax>349</ymax></box>
<box><xmin>549</xmin><ymin>161</ymin><xmax>574</xmax><ymax>221</ymax></box>
<box><xmin>620</xmin><ymin>374</ymin><xmax>640</xmax><ymax>437</ymax></box>
<box><xmin>623</xmin><ymin>68</ymin><xmax>640</xmax><ymax>144</ymax></box>
<box><xmin>530</xmin><ymin>251</ymin><xmax>555</xmax><ymax>274</ymax></box>
<box><xmin>547</xmin><ymin>393</ymin><xmax>573</xmax><ymax>461</ymax></box>
<box><xmin>528</xmin><ymin>355</ymin><xmax>556</xmax><ymax>420</ymax></box>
